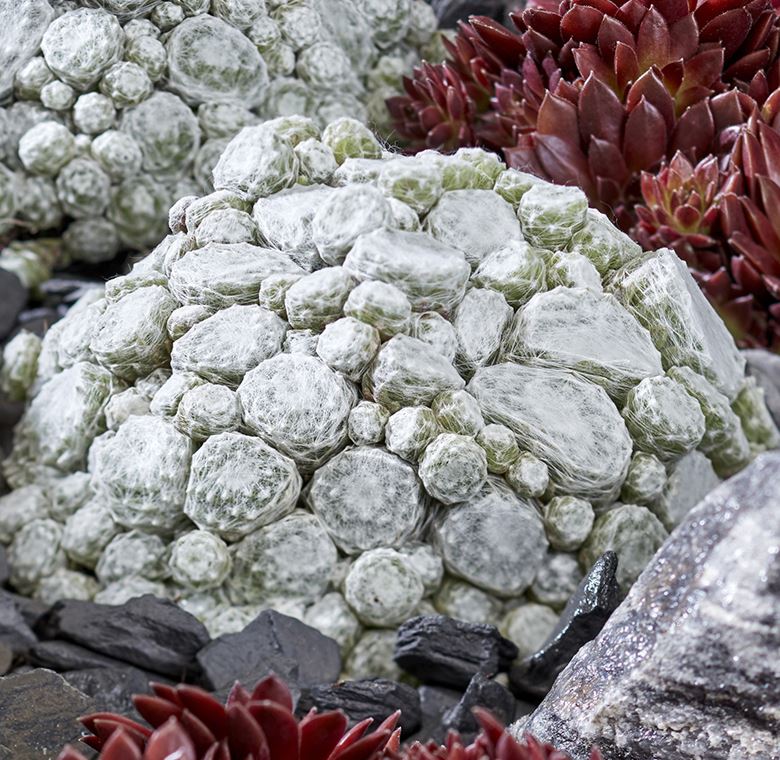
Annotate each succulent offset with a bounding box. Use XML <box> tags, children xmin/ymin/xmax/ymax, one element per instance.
<box><xmin>1</xmin><ymin>119</ymin><xmax>778</xmax><ymax>679</ymax></box>
<box><xmin>0</xmin><ymin>0</ymin><xmax>440</xmax><ymax>266</ymax></box>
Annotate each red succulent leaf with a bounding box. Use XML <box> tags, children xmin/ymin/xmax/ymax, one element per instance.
<box><xmin>613</xmin><ymin>41</ymin><xmax>640</xmax><ymax>92</ymax></box>
<box><xmin>572</xmin><ymin>44</ymin><xmax>615</xmax><ymax>83</ymax></box>
<box><xmin>203</xmin><ymin>740</ymin><xmax>231</xmax><ymax>760</ymax></box>
<box><xmin>251</xmin><ymin>675</ymin><xmax>294</xmax><ymax>712</ymax></box>
<box><xmin>588</xmin><ymin>135</ymin><xmax>631</xmax><ymax>184</ymax></box>
<box><xmin>178</xmin><ymin>710</ymin><xmax>218</xmax><ymax>754</ymax></box>
<box><xmin>670</xmin><ymin>100</ymin><xmax>716</xmax><ymax>158</ymax></box>
<box><xmin>227</xmin><ymin>682</ymin><xmax>252</xmax><ymax>708</ymax></box>
<box><xmin>100</xmin><ymin>731</ymin><xmax>144</xmax><ymax>760</ymax></box>
<box><xmin>536</xmin><ymin>91</ymin><xmax>580</xmax><ymax>140</ymax></box>
<box><xmin>247</xmin><ymin>701</ymin><xmax>300</xmax><ymax>758</ymax></box>
<box><xmin>176</xmin><ymin>686</ymin><xmax>229</xmax><ymax>739</ymax></box>
<box><xmin>80</xmin><ymin>713</ymin><xmax>152</xmax><ymax>741</ymax></box>
<box><xmin>636</xmin><ymin>6</ymin><xmax>672</xmax><ymax>70</ymax></box>
<box><xmin>700</xmin><ymin>9</ymin><xmax>754</xmax><ymax>59</ymax></box>
<box><xmin>132</xmin><ymin>695</ymin><xmax>182</xmax><ymax>730</ymax></box>
<box><xmin>469</xmin><ymin>17</ymin><xmax>527</xmax><ymax>68</ymax></box>
<box><xmin>560</xmin><ymin>5</ymin><xmax>604</xmax><ymax>41</ymax></box>
<box><xmin>627</xmin><ymin>68</ymin><xmax>675</xmax><ymax>131</ymax></box>
<box><xmin>332</xmin><ymin>730</ymin><xmax>392</xmax><ymax>760</ymax></box>
<box><xmin>597</xmin><ymin>15</ymin><xmax>636</xmax><ymax>65</ymax></box>
<box><xmin>149</xmin><ymin>683</ymin><xmax>183</xmax><ymax>707</ymax></box>
<box><xmin>668</xmin><ymin>13</ymin><xmax>700</xmax><ymax>60</ymax></box>
<box><xmin>623</xmin><ymin>96</ymin><xmax>668</xmax><ymax>171</ymax></box>
<box><xmin>300</xmin><ymin>711</ymin><xmax>350</xmax><ymax>760</ymax></box>
<box><xmin>145</xmin><ymin>720</ymin><xmax>197</xmax><ymax>760</ymax></box>
<box><xmin>227</xmin><ymin>703</ymin><xmax>270</xmax><ymax>760</ymax></box>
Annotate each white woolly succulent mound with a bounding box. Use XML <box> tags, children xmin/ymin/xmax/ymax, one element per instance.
<box><xmin>2</xmin><ymin>120</ymin><xmax>778</xmax><ymax>677</ymax></box>
<box><xmin>0</xmin><ymin>0</ymin><xmax>440</xmax><ymax>264</ymax></box>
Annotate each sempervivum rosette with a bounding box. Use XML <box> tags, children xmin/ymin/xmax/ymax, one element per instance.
<box><xmin>1</xmin><ymin>117</ymin><xmax>776</xmax><ymax>680</ymax></box>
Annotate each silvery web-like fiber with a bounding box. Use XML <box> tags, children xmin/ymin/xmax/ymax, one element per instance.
<box><xmin>1</xmin><ymin>125</ymin><xmax>776</xmax><ymax>679</ymax></box>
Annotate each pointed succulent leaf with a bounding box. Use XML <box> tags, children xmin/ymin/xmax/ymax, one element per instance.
<box><xmin>100</xmin><ymin>731</ymin><xmax>144</xmax><ymax>760</ymax></box>
<box><xmin>300</xmin><ymin>711</ymin><xmax>350</xmax><ymax>760</ymax></box>
<box><xmin>145</xmin><ymin>720</ymin><xmax>197</xmax><ymax>760</ymax></box>
<box><xmin>623</xmin><ymin>96</ymin><xmax>668</xmax><ymax>171</ymax></box>
<box><xmin>227</xmin><ymin>703</ymin><xmax>270</xmax><ymax>760</ymax></box>
<box><xmin>176</xmin><ymin>685</ymin><xmax>229</xmax><ymax>738</ymax></box>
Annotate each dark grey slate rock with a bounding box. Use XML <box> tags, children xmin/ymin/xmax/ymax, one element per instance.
<box><xmin>8</xmin><ymin>592</ymin><xmax>49</xmax><ymax>630</ymax></box>
<box><xmin>743</xmin><ymin>348</ymin><xmax>780</xmax><ymax>426</ymax></box>
<box><xmin>0</xmin><ymin>593</ymin><xmax>37</xmax><ymax>660</ymax></box>
<box><xmin>408</xmin><ymin>684</ymin><xmax>462</xmax><ymax>745</ymax></box>
<box><xmin>0</xmin><ymin>669</ymin><xmax>95</xmax><ymax>760</ymax></box>
<box><xmin>394</xmin><ymin>615</ymin><xmax>518</xmax><ymax>690</ymax></box>
<box><xmin>0</xmin><ymin>547</ymin><xmax>8</xmax><ymax>588</ymax></box>
<box><xmin>40</xmin><ymin>595</ymin><xmax>209</xmax><ymax>680</ymax></box>
<box><xmin>63</xmin><ymin>666</ymin><xmax>151</xmax><ymax>717</ymax></box>
<box><xmin>0</xmin><ymin>644</ymin><xmax>12</xmax><ymax>676</ymax></box>
<box><xmin>30</xmin><ymin>640</ymin><xmax>152</xmax><ymax>674</ymax></box>
<box><xmin>0</xmin><ymin>270</ymin><xmax>28</xmax><ymax>342</ymax></box>
<box><xmin>442</xmin><ymin>673</ymin><xmax>516</xmax><ymax>741</ymax></box>
<box><xmin>516</xmin><ymin>452</ymin><xmax>780</xmax><ymax>760</ymax></box>
<box><xmin>0</xmin><ymin>401</ymin><xmax>24</xmax><ymax>459</ymax></box>
<box><xmin>429</xmin><ymin>0</ymin><xmax>509</xmax><ymax>26</ymax></box>
<box><xmin>297</xmin><ymin>678</ymin><xmax>421</xmax><ymax>737</ymax></box>
<box><xmin>197</xmin><ymin>610</ymin><xmax>341</xmax><ymax>694</ymax></box>
<box><xmin>14</xmin><ymin>307</ymin><xmax>61</xmax><ymax>338</ymax></box>
<box><xmin>509</xmin><ymin>552</ymin><xmax>620</xmax><ymax>699</ymax></box>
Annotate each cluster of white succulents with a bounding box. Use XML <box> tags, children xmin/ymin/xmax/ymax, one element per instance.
<box><xmin>0</xmin><ymin>0</ymin><xmax>439</xmax><ymax>267</ymax></box>
<box><xmin>1</xmin><ymin>116</ymin><xmax>777</xmax><ymax>680</ymax></box>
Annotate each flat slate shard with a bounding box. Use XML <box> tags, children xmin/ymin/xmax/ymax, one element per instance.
<box><xmin>30</xmin><ymin>639</ymin><xmax>143</xmax><ymax>673</ymax></box>
<box><xmin>394</xmin><ymin>615</ymin><xmax>518</xmax><ymax>690</ymax></box>
<box><xmin>197</xmin><ymin>609</ymin><xmax>341</xmax><ymax>693</ymax></box>
<box><xmin>509</xmin><ymin>552</ymin><xmax>620</xmax><ymax>700</ymax></box>
<box><xmin>297</xmin><ymin>678</ymin><xmax>422</xmax><ymax>736</ymax></box>
<box><xmin>442</xmin><ymin>672</ymin><xmax>516</xmax><ymax>740</ymax></box>
<box><xmin>39</xmin><ymin>595</ymin><xmax>209</xmax><ymax>679</ymax></box>
<box><xmin>516</xmin><ymin>452</ymin><xmax>780</xmax><ymax>760</ymax></box>
<box><xmin>0</xmin><ymin>669</ymin><xmax>95</xmax><ymax>760</ymax></box>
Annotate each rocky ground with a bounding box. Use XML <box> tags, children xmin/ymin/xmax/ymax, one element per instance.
<box><xmin>0</xmin><ymin>548</ymin><xmax>620</xmax><ymax>758</ymax></box>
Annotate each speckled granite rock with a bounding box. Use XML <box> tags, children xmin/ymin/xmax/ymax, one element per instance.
<box><xmin>514</xmin><ymin>452</ymin><xmax>780</xmax><ymax>760</ymax></box>
<box><xmin>0</xmin><ymin>669</ymin><xmax>94</xmax><ymax>760</ymax></box>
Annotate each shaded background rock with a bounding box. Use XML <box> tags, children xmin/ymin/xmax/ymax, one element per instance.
<box><xmin>197</xmin><ymin>610</ymin><xmax>341</xmax><ymax>695</ymax></box>
<box><xmin>39</xmin><ymin>595</ymin><xmax>209</xmax><ymax>680</ymax></box>
<box><xmin>297</xmin><ymin>678</ymin><xmax>422</xmax><ymax>737</ymax></box>
<box><xmin>744</xmin><ymin>349</ymin><xmax>780</xmax><ymax>426</ymax></box>
<box><xmin>429</xmin><ymin>0</ymin><xmax>513</xmax><ymax>26</ymax></box>
<box><xmin>515</xmin><ymin>452</ymin><xmax>780</xmax><ymax>759</ymax></box>
<box><xmin>394</xmin><ymin>615</ymin><xmax>518</xmax><ymax>690</ymax></box>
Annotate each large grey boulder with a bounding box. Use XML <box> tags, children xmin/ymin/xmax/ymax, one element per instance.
<box><xmin>514</xmin><ymin>452</ymin><xmax>780</xmax><ymax>760</ymax></box>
